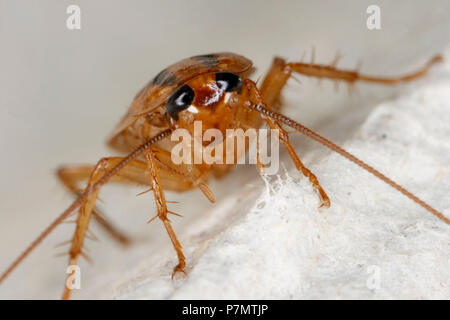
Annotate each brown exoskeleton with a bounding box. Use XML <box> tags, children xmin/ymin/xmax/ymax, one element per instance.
<box><xmin>0</xmin><ymin>52</ymin><xmax>447</xmax><ymax>299</ymax></box>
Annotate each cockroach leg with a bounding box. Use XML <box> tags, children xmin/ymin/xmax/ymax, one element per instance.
<box><xmin>266</xmin><ymin>118</ymin><xmax>330</xmax><ymax>208</ymax></box>
<box><xmin>145</xmin><ymin>149</ymin><xmax>186</xmax><ymax>278</ymax></box>
<box><xmin>289</xmin><ymin>54</ymin><xmax>442</xmax><ymax>85</ymax></box>
<box><xmin>57</xmin><ymin>165</ymin><xmax>133</xmax><ymax>245</ymax></box>
<box><xmin>62</xmin><ymin>159</ymin><xmax>106</xmax><ymax>300</ymax></box>
<box><xmin>62</xmin><ymin>157</ymin><xmax>155</xmax><ymax>299</ymax></box>
<box><xmin>60</xmin><ymin>153</ymin><xmax>184</xmax><ymax>299</ymax></box>
<box><xmin>260</xmin><ymin>54</ymin><xmax>443</xmax><ymax>108</ymax></box>
<box><xmin>259</xmin><ymin>58</ymin><xmax>330</xmax><ymax>206</ymax></box>
<box><xmin>259</xmin><ymin>57</ymin><xmax>292</xmax><ymax>109</ymax></box>
<box><xmin>256</xmin><ymin>130</ymin><xmax>267</xmax><ymax>175</ymax></box>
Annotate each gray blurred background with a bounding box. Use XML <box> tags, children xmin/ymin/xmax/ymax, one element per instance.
<box><xmin>1</xmin><ymin>0</ymin><xmax>449</xmax><ymax>299</ymax></box>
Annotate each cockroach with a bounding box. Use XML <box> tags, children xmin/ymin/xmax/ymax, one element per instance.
<box><xmin>0</xmin><ymin>52</ymin><xmax>447</xmax><ymax>299</ymax></box>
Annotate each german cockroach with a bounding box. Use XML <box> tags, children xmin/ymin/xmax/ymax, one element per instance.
<box><xmin>0</xmin><ymin>52</ymin><xmax>446</xmax><ymax>299</ymax></box>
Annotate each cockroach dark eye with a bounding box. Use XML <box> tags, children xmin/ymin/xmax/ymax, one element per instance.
<box><xmin>166</xmin><ymin>84</ymin><xmax>195</xmax><ymax>120</ymax></box>
<box><xmin>216</xmin><ymin>72</ymin><xmax>242</xmax><ymax>93</ymax></box>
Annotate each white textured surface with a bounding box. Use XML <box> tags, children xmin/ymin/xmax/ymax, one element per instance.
<box><xmin>89</xmin><ymin>65</ymin><xmax>450</xmax><ymax>300</ymax></box>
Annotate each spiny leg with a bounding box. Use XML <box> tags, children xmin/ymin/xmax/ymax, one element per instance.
<box><xmin>266</xmin><ymin>118</ymin><xmax>330</xmax><ymax>208</ymax></box>
<box><xmin>61</xmin><ymin>154</ymin><xmax>207</xmax><ymax>298</ymax></box>
<box><xmin>258</xmin><ymin>57</ymin><xmax>329</xmax><ymax>207</ymax></box>
<box><xmin>289</xmin><ymin>53</ymin><xmax>442</xmax><ymax>85</ymax></box>
<box><xmin>146</xmin><ymin>149</ymin><xmax>186</xmax><ymax>278</ymax></box>
<box><xmin>260</xmin><ymin>54</ymin><xmax>442</xmax><ymax>103</ymax></box>
<box><xmin>61</xmin><ymin>157</ymin><xmax>154</xmax><ymax>299</ymax></box>
<box><xmin>57</xmin><ymin>165</ymin><xmax>139</xmax><ymax>245</ymax></box>
<box><xmin>60</xmin><ymin>154</ymin><xmax>193</xmax><ymax>298</ymax></box>
<box><xmin>259</xmin><ymin>56</ymin><xmax>293</xmax><ymax>108</ymax></box>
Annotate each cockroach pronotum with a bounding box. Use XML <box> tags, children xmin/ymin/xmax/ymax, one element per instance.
<box><xmin>0</xmin><ymin>52</ymin><xmax>447</xmax><ymax>299</ymax></box>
